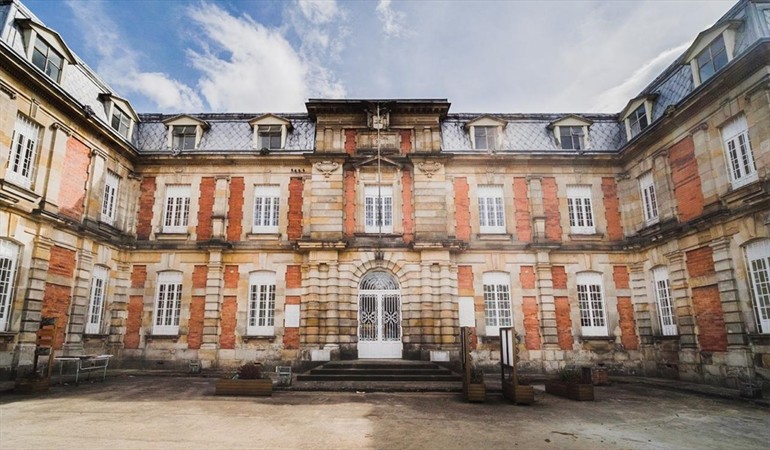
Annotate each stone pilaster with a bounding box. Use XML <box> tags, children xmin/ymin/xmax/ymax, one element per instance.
<box><xmin>629</xmin><ymin>262</ymin><xmax>653</xmax><ymax>345</ymax></box>
<box><xmin>666</xmin><ymin>250</ymin><xmax>696</xmax><ymax>347</ymax></box>
<box><xmin>202</xmin><ymin>251</ymin><xmax>223</xmax><ymax>356</ymax></box>
<box><xmin>108</xmin><ymin>259</ymin><xmax>130</xmax><ymax>354</ymax></box>
<box><xmin>13</xmin><ymin>236</ymin><xmax>52</xmax><ymax>371</ymax></box>
<box><xmin>420</xmin><ymin>261</ymin><xmax>433</xmax><ymax>345</ymax></box>
<box><xmin>536</xmin><ymin>251</ymin><xmax>557</xmax><ymax>348</ymax></box>
<box><xmin>304</xmin><ymin>263</ymin><xmax>321</xmax><ymax>346</ymax></box>
<box><xmin>711</xmin><ymin>238</ymin><xmax>747</xmax><ymax>347</ymax></box>
<box><xmin>62</xmin><ymin>247</ymin><xmax>94</xmax><ymax>355</ymax></box>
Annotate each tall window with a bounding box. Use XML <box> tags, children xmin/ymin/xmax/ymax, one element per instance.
<box><xmin>0</xmin><ymin>240</ymin><xmax>20</xmax><ymax>331</ymax></box>
<box><xmin>257</xmin><ymin>125</ymin><xmax>282</xmax><ymax>150</ymax></box>
<box><xmin>163</xmin><ymin>185</ymin><xmax>191</xmax><ymax>233</ymax></box>
<box><xmin>31</xmin><ymin>37</ymin><xmax>63</xmax><ymax>82</ymax></box>
<box><xmin>172</xmin><ymin>126</ymin><xmax>197</xmax><ymax>150</ymax></box>
<box><xmin>652</xmin><ymin>266</ymin><xmax>677</xmax><ymax>336</ymax></box>
<box><xmin>559</xmin><ymin>126</ymin><xmax>585</xmax><ymax>150</ymax></box>
<box><xmin>111</xmin><ymin>107</ymin><xmax>131</xmax><ymax>138</ymax></box>
<box><xmin>478</xmin><ymin>185</ymin><xmax>505</xmax><ymax>233</ymax></box>
<box><xmin>253</xmin><ymin>185</ymin><xmax>280</xmax><ymax>233</ymax></box>
<box><xmin>365</xmin><ymin>185</ymin><xmax>393</xmax><ymax>233</ymax></box>
<box><xmin>153</xmin><ymin>272</ymin><xmax>182</xmax><ymax>335</ymax></box>
<box><xmin>567</xmin><ymin>185</ymin><xmax>595</xmax><ymax>234</ymax></box>
<box><xmin>746</xmin><ymin>240</ymin><xmax>770</xmax><ymax>334</ymax></box>
<box><xmin>721</xmin><ymin>115</ymin><xmax>757</xmax><ymax>188</ymax></box>
<box><xmin>101</xmin><ymin>171</ymin><xmax>120</xmax><ymax>225</ymax></box>
<box><xmin>639</xmin><ymin>171</ymin><xmax>659</xmax><ymax>225</ymax></box>
<box><xmin>577</xmin><ymin>272</ymin><xmax>607</xmax><ymax>336</ymax></box>
<box><xmin>483</xmin><ymin>272</ymin><xmax>512</xmax><ymax>336</ymax></box>
<box><xmin>628</xmin><ymin>104</ymin><xmax>649</xmax><ymax>138</ymax></box>
<box><xmin>85</xmin><ymin>266</ymin><xmax>108</xmax><ymax>334</ymax></box>
<box><xmin>696</xmin><ymin>35</ymin><xmax>728</xmax><ymax>83</ymax></box>
<box><xmin>7</xmin><ymin>114</ymin><xmax>40</xmax><ymax>189</ymax></box>
<box><xmin>473</xmin><ymin>126</ymin><xmax>497</xmax><ymax>150</ymax></box>
<box><xmin>248</xmin><ymin>272</ymin><xmax>276</xmax><ymax>335</ymax></box>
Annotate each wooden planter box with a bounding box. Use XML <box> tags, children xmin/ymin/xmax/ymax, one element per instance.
<box><xmin>502</xmin><ymin>380</ymin><xmax>535</xmax><ymax>405</ymax></box>
<box><xmin>14</xmin><ymin>377</ymin><xmax>50</xmax><ymax>394</ymax></box>
<box><xmin>465</xmin><ymin>383</ymin><xmax>486</xmax><ymax>403</ymax></box>
<box><xmin>215</xmin><ymin>378</ymin><xmax>273</xmax><ymax>397</ymax></box>
<box><xmin>545</xmin><ymin>380</ymin><xmax>594</xmax><ymax>401</ymax></box>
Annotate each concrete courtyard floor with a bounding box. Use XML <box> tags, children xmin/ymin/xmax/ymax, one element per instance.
<box><xmin>1</xmin><ymin>376</ymin><xmax>769</xmax><ymax>449</ymax></box>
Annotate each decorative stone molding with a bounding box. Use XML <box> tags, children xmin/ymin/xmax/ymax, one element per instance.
<box><xmin>314</xmin><ymin>161</ymin><xmax>339</xmax><ymax>178</ymax></box>
<box><xmin>417</xmin><ymin>161</ymin><xmax>442</xmax><ymax>178</ymax></box>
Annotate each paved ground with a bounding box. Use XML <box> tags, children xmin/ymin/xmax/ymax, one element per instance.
<box><xmin>1</xmin><ymin>376</ymin><xmax>769</xmax><ymax>449</ymax></box>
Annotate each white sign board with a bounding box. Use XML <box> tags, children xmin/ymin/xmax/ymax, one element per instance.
<box><xmin>284</xmin><ymin>304</ymin><xmax>300</xmax><ymax>328</ymax></box>
<box><xmin>458</xmin><ymin>297</ymin><xmax>475</xmax><ymax>328</ymax></box>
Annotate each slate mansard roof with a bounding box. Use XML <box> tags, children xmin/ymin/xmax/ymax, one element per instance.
<box><xmin>1</xmin><ymin>0</ymin><xmax>768</xmax><ymax>155</ymax></box>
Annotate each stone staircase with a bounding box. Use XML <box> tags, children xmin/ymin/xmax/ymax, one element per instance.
<box><xmin>294</xmin><ymin>360</ymin><xmax>462</xmax><ymax>389</ymax></box>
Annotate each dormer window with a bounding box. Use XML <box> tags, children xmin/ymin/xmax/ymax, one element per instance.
<box><xmin>466</xmin><ymin>116</ymin><xmax>506</xmax><ymax>151</ymax></box>
<box><xmin>249</xmin><ymin>114</ymin><xmax>292</xmax><ymax>151</ymax></box>
<box><xmin>100</xmin><ymin>94</ymin><xmax>138</xmax><ymax>140</ymax></box>
<box><xmin>173</xmin><ymin>126</ymin><xmax>197</xmax><ymax>150</ymax></box>
<box><xmin>696</xmin><ymin>35</ymin><xmax>727</xmax><ymax>83</ymax></box>
<box><xmin>162</xmin><ymin>115</ymin><xmax>208</xmax><ymax>151</ymax></box>
<box><xmin>620</xmin><ymin>96</ymin><xmax>655</xmax><ymax>141</ymax></box>
<box><xmin>548</xmin><ymin>115</ymin><xmax>592</xmax><ymax>150</ymax></box>
<box><xmin>111</xmin><ymin>107</ymin><xmax>131</xmax><ymax>138</ymax></box>
<box><xmin>559</xmin><ymin>126</ymin><xmax>584</xmax><ymax>150</ymax></box>
<box><xmin>628</xmin><ymin>105</ymin><xmax>649</xmax><ymax>137</ymax></box>
<box><xmin>474</xmin><ymin>126</ymin><xmax>497</xmax><ymax>150</ymax></box>
<box><xmin>32</xmin><ymin>37</ymin><xmax>63</xmax><ymax>82</ymax></box>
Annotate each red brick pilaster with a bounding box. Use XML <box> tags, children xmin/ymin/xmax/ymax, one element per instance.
<box><xmin>136</xmin><ymin>177</ymin><xmax>156</xmax><ymax>240</ymax></box>
<box><xmin>196</xmin><ymin>177</ymin><xmax>215</xmax><ymax>241</ymax></box>
<box><xmin>668</xmin><ymin>136</ymin><xmax>704</xmax><ymax>222</ymax></box>
<box><xmin>555</xmin><ymin>296</ymin><xmax>573</xmax><ymax>350</ymax></box>
<box><xmin>224</xmin><ymin>265</ymin><xmax>239</xmax><ymax>289</ymax></box>
<box><xmin>344</xmin><ymin>129</ymin><xmax>356</xmax><ymax>155</ymax></box>
<box><xmin>400</xmin><ymin>130</ymin><xmax>412</xmax><ymax>154</ymax></box>
<box><xmin>686</xmin><ymin>246</ymin><xmax>715</xmax><ymax>278</ymax></box>
<box><xmin>42</xmin><ymin>246</ymin><xmax>76</xmax><ymax>349</ymax></box>
<box><xmin>402</xmin><ymin>170</ymin><xmax>414</xmax><ymax>244</ymax></box>
<box><xmin>617</xmin><ymin>297</ymin><xmax>638</xmax><ymax>350</ymax></box>
<box><xmin>187</xmin><ymin>296</ymin><xmax>205</xmax><ymax>350</ymax></box>
<box><xmin>454</xmin><ymin>177</ymin><xmax>471</xmax><ymax>241</ymax></box>
<box><xmin>520</xmin><ymin>266</ymin><xmax>536</xmax><ymax>289</ymax></box>
<box><xmin>220</xmin><ymin>296</ymin><xmax>237</xmax><ymax>349</ymax></box>
<box><xmin>542</xmin><ymin>177</ymin><xmax>562</xmax><ymax>241</ymax></box>
<box><xmin>551</xmin><ymin>266</ymin><xmax>567</xmax><ymax>289</ymax></box>
<box><xmin>124</xmin><ymin>296</ymin><xmax>143</xmax><ymax>349</ymax></box>
<box><xmin>523</xmin><ymin>296</ymin><xmax>541</xmax><ymax>350</ymax></box>
<box><xmin>226</xmin><ymin>177</ymin><xmax>244</xmax><ymax>241</ymax></box>
<box><xmin>343</xmin><ymin>170</ymin><xmax>356</xmax><ymax>237</ymax></box>
<box><xmin>601</xmin><ymin>177</ymin><xmax>623</xmax><ymax>240</ymax></box>
<box><xmin>288</xmin><ymin>177</ymin><xmax>304</xmax><ymax>240</ymax></box>
<box><xmin>513</xmin><ymin>177</ymin><xmax>532</xmax><ymax>242</ymax></box>
<box><xmin>612</xmin><ymin>265</ymin><xmax>629</xmax><ymax>289</ymax></box>
<box><xmin>58</xmin><ymin>136</ymin><xmax>90</xmax><ymax>220</ymax></box>
<box><xmin>692</xmin><ymin>286</ymin><xmax>727</xmax><ymax>351</ymax></box>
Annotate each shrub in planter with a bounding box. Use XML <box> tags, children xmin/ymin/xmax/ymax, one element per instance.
<box><xmin>545</xmin><ymin>367</ymin><xmax>594</xmax><ymax>401</ymax></box>
<box><xmin>465</xmin><ymin>367</ymin><xmax>486</xmax><ymax>403</ymax></box>
<box><xmin>215</xmin><ymin>363</ymin><xmax>272</xmax><ymax>397</ymax></box>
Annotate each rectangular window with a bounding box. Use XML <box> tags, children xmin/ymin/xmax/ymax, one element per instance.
<box><xmin>163</xmin><ymin>184</ymin><xmax>191</xmax><ymax>233</ymax></box>
<box><xmin>7</xmin><ymin>114</ymin><xmax>40</xmax><ymax>189</ymax></box>
<box><xmin>364</xmin><ymin>185</ymin><xmax>393</xmax><ymax>233</ymax></box>
<box><xmin>559</xmin><ymin>126</ymin><xmax>584</xmax><ymax>150</ymax></box>
<box><xmin>721</xmin><ymin>115</ymin><xmax>757</xmax><ymax>188</ymax></box>
<box><xmin>652</xmin><ymin>267</ymin><xmax>677</xmax><ymax>336</ymax></box>
<box><xmin>248</xmin><ymin>272</ymin><xmax>276</xmax><ymax>335</ymax></box>
<box><xmin>111</xmin><ymin>107</ymin><xmax>131</xmax><ymax>138</ymax></box>
<box><xmin>567</xmin><ymin>185</ymin><xmax>595</xmax><ymax>234</ymax></box>
<box><xmin>253</xmin><ymin>185</ymin><xmax>280</xmax><ymax>233</ymax></box>
<box><xmin>101</xmin><ymin>171</ymin><xmax>120</xmax><ymax>225</ymax></box>
<box><xmin>639</xmin><ymin>171</ymin><xmax>659</xmax><ymax>225</ymax></box>
<box><xmin>628</xmin><ymin>104</ymin><xmax>649</xmax><ymax>138</ymax></box>
<box><xmin>258</xmin><ymin>125</ymin><xmax>282</xmax><ymax>150</ymax></box>
<box><xmin>172</xmin><ymin>126</ymin><xmax>197</xmax><ymax>150</ymax></box>
<box><xmin>31</xmin><ymin>37</ymin><xmax>63</xmax><ymax>82</ymax></box>
<box><xmin>0</xmin><ymin>240</ymin><xmax>20</xmax><ymax>331</ymax></box>
<box><xmin>483</xmin><ymin>272</ymin><xmax>512</xmax><ymax>336</ymax></box>
<box><xmin>697</xmin><ymin>35</ymin><xmax>728</xmax><ymax>83</ymax></box>
<box><xmin>85</xmin><ymin>266</ymin><xmax>108</xmax><ymax>334</ymax></box>
<box><xmin>473</xmin><ymin>126</ymin><xmax>497</xmax><ymax>150</ymax></box>
<box><xmin>153</xmin><ymin>272</ymin><xmax>182</xmax><ymax>335</ymax></box>
<box><xmin>478</xmin><ymin>185</ymin><xmax>505</xmax><ymax>233</ymax></box>
<box><xmin>577</xmin><ymin>272</ymin><xmax>607</xmax><ymax>336</ymax></box>
<box><xmin>746</xmin><ymin>240</ymin><xmax>770</xmax><ymax>334</ymax></box>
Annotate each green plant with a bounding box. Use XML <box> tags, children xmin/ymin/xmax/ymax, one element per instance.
<box><xmin>236</xmin><ymin>363</ymin><xmax>263</xmax><ymax>380</ymax></box>
<box><xmin>557</xmin><ymin>367</ymin><xmax>581</xmax><ymax>384</ymax></box>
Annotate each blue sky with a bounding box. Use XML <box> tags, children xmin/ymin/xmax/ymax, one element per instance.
<box><xmin>24</xmin><ymin>0</ymin><xmax>734</xmax><ymax>114</ymax></box>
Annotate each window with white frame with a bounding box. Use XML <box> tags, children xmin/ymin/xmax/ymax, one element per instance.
<box><xmin>101</xmin><ymin>170</ymin><xmax>120</xmax><ymax>225</ymax></box>
<box><xmin>364</xmin><ymin>185</ymin><xmax>393</xmax><ymax>233</ymax></box>
<box><xmin>696</xmin><ymin>35</ymin><xmax>728</xmax><ymax>84</ymax></box>
<box><xmin>746</xmin><ymin>240</ymin><xmax>770</xmax><ymax>334</ymax></box>
<box><xmin>248</xmin><ymin>272</ymin><xmax>276</xmax><ymax>335</ymax></box>
<box><xmin>7</xmin><ymin>114</ymin><xmax>40</xmax><ymax>189</ymax></box>
<box><xmin>85</xmin><ymin>266</ymin><xmax>108</xmax><ymax>334</ymax></box>
<box><xmin>628</xmin><ymin>104</ymin><xmax>649</xmax><ymax>138</ymax></box>
<box><xmin>478</xmin><ymin>185</ymin><xmax>505</xmax><ymax>233</ymax></box>
<box><xmin>577</xmin><ymin>272</ymin><xmax>607</xmax><ymax>336</ymax></box>
<box><xmin>0</xmin><ymin>240</ymin><xmax>20</xmax><ymax>331</ymax></box>
<box><xmin>253</xmin><ymin>185</ymin><xmax>280</xmax><ymax>233</ymax></box>
<box><xmin>111</xmin><ymin>106</ymin><xmax>131</xmax><ymax>139</ymax></box>
<box><xmin>567</xmin><ymin>185</ymin><xmax>595</xmax><ymax>234</ymax></box>
<box><xmin>257</xmin><ymin>125</ymin><xmax>283</xmax><ymax>150</ymax></box>
<box><xmin>559</xmin><ymin>126</ymin><xmax>585</xmax><ymax>150</ymax></box>
<box><xmin>172</xmin><ymin>126</ymin><xmax>197</xmax><ymax>150</ymax></box>
<box><xmin>31</xmin><ymin>37</ymin><xmax>63</xmax><ymax>82</ymax></box>
<box><xmin>652</xmin><ymin>266</ymin><xmax>677</xmax><ymax>336</ymax></box>
<box><xmin>721</xmin><ymin>115</ymin><xmax>757</xmax><ymax>188</ymax></box>
<box><xmin>163</xmin><ymin>184</ymin><xmax>191</xmax><ymax>233</ymax></box>
<box><xmin>483</xmin><ymin>272</ymin><xmax>512</xmax><ymax>336</ymax></box>
<box><xmin>473</xmin><ymin>126</ymin><xmax>498</xmax><ymax>150</ymax></box>
<box><xmin>639</xmin><ymin>171</ymin><xmax>659</xmax><ymax>225</ymax></box>
<box><xmin>153</xmin><ymin>271</ymin><xmax>182</xmax><ymax>335</ymax></box>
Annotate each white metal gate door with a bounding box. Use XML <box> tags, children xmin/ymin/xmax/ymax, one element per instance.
<box><xmin>358</xmin><ymin>272</ymin><xmax>402</xmax><ymax>359</ymax></box>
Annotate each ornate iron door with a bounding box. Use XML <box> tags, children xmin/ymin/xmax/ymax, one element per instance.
<box><xmin>358</xmin><ymin>272</ymin><xmax>402</xmax><ymax>358</ymax></box>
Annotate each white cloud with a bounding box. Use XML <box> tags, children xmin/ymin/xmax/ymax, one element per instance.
<box><xmin>64</xmin><ymin>0</ymin><xmax>202</xmax><ymax>112</ymax></box>
<box><xmin>376</xmin><ymin>0</ymin><xmax>406</xmax><ymax>38</ymax></box>
<box><xmin>298</xmin><ymin>0</ymin><xmax>339</xmax><ymax>24</ymax></box>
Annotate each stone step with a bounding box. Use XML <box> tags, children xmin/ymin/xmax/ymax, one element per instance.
<box><xmin>296</xmin><ymin>373</ymin><xmax>463</xmax><ymax>382</ymax></box>
<box><xmin>296</xmin><ymin>359</ymin><xmax>462</xmax><ymax>383</ymax></box>
<box><xmin>309</xmin><ymin>368</ymin><xmax>455</xmax><ymax>376</ymax></box>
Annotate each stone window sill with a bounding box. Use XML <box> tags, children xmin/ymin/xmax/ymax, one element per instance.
<box><xmin>0</xmin><ymin>331</ymin><xmax>17</xmax><ymax>341</ymax></box>
<box><xmin>243</xmin><ymin>335</ymin><xmax>276</xmax><ymax>342</ymax></box>
<box><xmin>577</xmin><ymin>335</ymin><xmax>614</xmax><ymax>343</ymax></box>
<box><xmin>476</xmin><ymin>233</ymin><xmax>512</xmax><ymax>241</ymax></box>
<box><xmin>569</xmin><ymin>232</ymin><xmax>604</xmax><ymax>241</ymax></box>
<box><xmin>155</xmin><ymin>232</ymin><xmax>190</xmax><ymax>241</ymax></box>
<box><xmin>83</xmin><ymin>334</ymin><xmax>109</xmax><ymax>341</ymax></box>
<box><xmin>747</xmin><ymin>333</ymin><xmax>770</xmax><ymax>345</ymax></box>
<box><xmin>651</xmin><ymin>334</ymin><xmax>680</xmax><ymax>342</ymax></box>
<box><xmin>145</xmin><ymin>334</ymin><xmax>180</xmax><ymax>342</ymax></box>
<box><xmin>246</xmin><ymin>233</ymin><xmax>281</xmax><ymax>240</ymax></box>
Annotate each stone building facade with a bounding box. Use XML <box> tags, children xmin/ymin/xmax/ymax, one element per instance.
<box><xmin>0</xmin><ymin>0</ymin><xmax>769</xmax><ymax>388</ymax></box>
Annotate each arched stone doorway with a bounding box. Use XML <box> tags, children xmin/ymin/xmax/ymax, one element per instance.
<box><xmin>358</xmin><ymin>270</ymin><xmax>402</xmax><ymax>359</ymax></box>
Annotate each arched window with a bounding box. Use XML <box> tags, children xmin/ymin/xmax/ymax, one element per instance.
<box><xmin>360</xmin><ymin>271</ymin><xmax>399</xmax><ymax>291</ymax></box>
<box><xmin>248</xmin><ymin>271</ymin><xmax>276</xmax><ymax>336</ymax></box>
<box><xmin>652</xmin><ymin>266</ymin><xmax>677</xmax><ymax>336</ymax></box>
<box><xmin>576</xmin><ymin>272</ymin><xmax>607</xmax><ymax>336</ymax></box>
<box><xmin>746</xmin><ymin>240</ymin><xmax>770</xmax><ymax>334</ymax></box>
<box><xmin>153</xmin><ymin>271</ymin><xmax>182</xmax><ymax>335</ymax></box>
<box><xmin>0</xmin><ymin>240</ymin><xmax>20</xmax><ymax>331</ymax></box>
<box><xmin>483</xmin><ymin>272</ymin><xmax>512</xmax><ymax>336</ymax></box>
